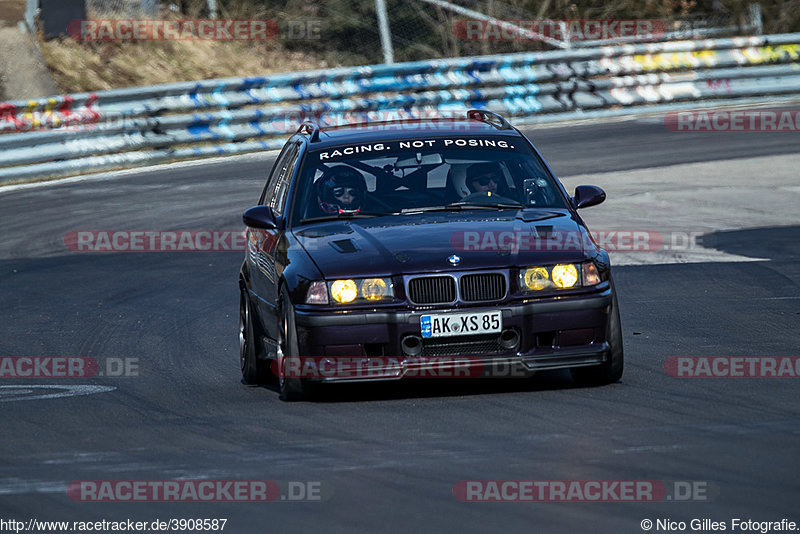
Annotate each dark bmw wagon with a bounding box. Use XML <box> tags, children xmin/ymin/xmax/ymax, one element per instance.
<box><xmin>239</xmin><ymin>110</ymin><xmax>622</xmax><ymax>400</ymax></box>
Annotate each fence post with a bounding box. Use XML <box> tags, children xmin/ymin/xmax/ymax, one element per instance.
<box><xmin>749</xmin><ymin>3</ymin><xmax>763</xmax><ymax>35</ymax></box>
<box><xmin>375</xmin><ymin>0</ymin><xmax>394</xmax><ymax>64</ymax></box>
<box><xmin>140</xmin><ymin>0</ymin><xmax>157</xmax><ymax>16</ymax></box>
<box><xmin>24</xmin><ymin>0</ymin><xmax>38</xmax><ymax>31</ymax></box>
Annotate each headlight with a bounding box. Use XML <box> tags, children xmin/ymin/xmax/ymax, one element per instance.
<box><xmin>551</xmin><ymin>264</ymin><xmax>578</xmax><ymax>288</ymax></box>
<box><xmin>521</xmin><ymin>267</ymin><xmax>550</xmax><ymax>290</ymax></box>
<box><xmin>520</xmin><ymin>262</ymin><xmax>601</xmax><ymax>292</ymax></box>
<box><xmin>322</xmin><ymin>277</ymin><xmax>394</xmax><ymax>304</ymax></box>
<box><xmin>331</xmin><ymin>279</ymin><xmax>358</xmax><ymax>303</ymax></box>
<box><xmin>361</xmin><ymin>278</ymin><xmax>388</xmax><ymax>300</ymax></box>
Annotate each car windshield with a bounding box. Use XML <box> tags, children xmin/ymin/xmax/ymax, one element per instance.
<box><xmin>291</xmin><ymin>135</ymin><xmax>568</xmax><ymax>224</ymax></box>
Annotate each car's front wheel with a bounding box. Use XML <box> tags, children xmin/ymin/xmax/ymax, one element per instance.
<box><xmin>277</xmin><ymin>287</ymin><xmax>314</xmax><ymax>401</ymax></box>
<box><xmin>570</xmin><ymin>280</ymin><xmax>624</xmax><ymax>386</ymax></box>
<box><xmin>240</xmin><ymin>287</ymin><xmax>271</xmax><ymax>384</ymax></box>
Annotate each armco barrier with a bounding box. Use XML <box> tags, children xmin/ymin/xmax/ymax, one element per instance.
<box><xmin>1</xmin><ymin>33</ymin><xmax>799</xmax><ymax>182</ymax></box>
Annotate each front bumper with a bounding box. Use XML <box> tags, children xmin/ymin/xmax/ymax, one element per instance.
<box><xmin>290</xmin><ymin>285</ymin><xmax>613</xmax><ymax>382</ymax></box>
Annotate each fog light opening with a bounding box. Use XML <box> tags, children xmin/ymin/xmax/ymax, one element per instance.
<box><xmin>499</xmin><ymin>329</ymin><xmax>520</xmax><ymax>350</ymax></box>
<box><xmin>401</xmin><ymin>335</ymin><xmax>423</xmax><ymax>356</ymax></box>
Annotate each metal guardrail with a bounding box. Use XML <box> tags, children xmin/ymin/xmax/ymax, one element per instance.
<box><xmin>1</xmin><ymin>33</ymin><xmax>799</xmax><ymax>183</ymax></box>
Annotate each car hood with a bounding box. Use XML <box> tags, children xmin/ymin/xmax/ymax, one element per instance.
<box><xmin>292</xmin><ymin>209</ymin><xmax>594</xmax><ymax>279</ymax></box>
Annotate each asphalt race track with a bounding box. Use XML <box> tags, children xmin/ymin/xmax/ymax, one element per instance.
<box><xmin>1</xmin><ymin>117</ymin><xmax>799</xmax><ymax>533</ymax></box>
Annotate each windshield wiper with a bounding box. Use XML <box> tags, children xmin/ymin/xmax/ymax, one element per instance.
<box><xmin>401</xmin><ymin>201</ymin><xmax>527</xmax><ymax>213</ymax></box>
<box><xmin>300</xmin><ymin>211</ymin><xmax>393</xmax><ymax>224</ymax></box>
<box><xmin>400</xmin><ymin>203</ymin><xmax>523</xmax><ymax>214</ymax></box>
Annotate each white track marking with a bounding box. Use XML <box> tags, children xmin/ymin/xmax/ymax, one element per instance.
<box><xmin>0</xmin><ymin>385</ymin><xmax>116</xmax><ymax>402</ymax></box>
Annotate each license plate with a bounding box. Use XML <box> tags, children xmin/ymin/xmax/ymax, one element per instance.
<box><xmin>420</xmin><ymin>310</ymin><xmax>502</xmax><ymax>338</ymax></box>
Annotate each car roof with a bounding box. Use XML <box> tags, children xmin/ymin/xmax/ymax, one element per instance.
<box><xmin>299</xmin><ymin>117</ymin><xmax>525</xmax><ymax>150</ymax></box>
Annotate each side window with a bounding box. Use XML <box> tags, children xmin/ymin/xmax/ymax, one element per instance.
<box><xmin>271</xmin><ymin>145</ymin><xmax>300</xmax><ymax>215</ymax></box>
<box><xmin>259</xmin><ymin>144</ymin><xmax>294</xmax><ymax>206</ymax></box>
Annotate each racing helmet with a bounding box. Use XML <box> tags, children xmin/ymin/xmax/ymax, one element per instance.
<box><xmin>316</xmin><ymin>166</ymin><xmax>367</xmax><ymax>214</ymax></box>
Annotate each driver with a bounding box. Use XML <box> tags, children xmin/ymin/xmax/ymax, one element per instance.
<box><xmin>466</xmin><ymin>162</ymin><xmax>503</xmax><ymax>195</ymax></box>
<box><xmin>316</xmin><ymin>166</ymin><xmax>367</xmax><ymax>214</ymax></box>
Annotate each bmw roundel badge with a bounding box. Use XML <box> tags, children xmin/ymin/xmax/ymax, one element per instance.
<box><xmin>448</xmin><ymin>255</ymin><xmax>461</xmax><ymax>265</ymax></box>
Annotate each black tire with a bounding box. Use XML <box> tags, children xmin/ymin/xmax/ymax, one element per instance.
<box><xmin>570</xmin><ymin>280</ymin><xmax>624</xmax><ymax>387</ymax></box>
<box><xmin>240</xmin><ymin>286</ymin><xmax>271</xmax><ymax>384</ymax></box>
<box><xmin>277</xmin><ymin>287</ymin><xmax>313</xmax><ymax>401</ymax></box>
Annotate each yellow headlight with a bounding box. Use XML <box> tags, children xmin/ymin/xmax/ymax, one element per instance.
<box><xmin>522</xmin><ymin>267</ymin><xmax>550</xmax><ymax>290</ymax></box>
<box><xmin>361</xmin><ymin>278</ymin><xmax>388</xmax><ymax>300</ymax></box>
<box><xmin>331</xmin><ymin>279</ymin><xmax>358</xmax><ymax>303</ymax></box>
<box><xmin>552</xmin><ymin>264</ymin><xmax>579</xmax><ymax>288</ymax></box>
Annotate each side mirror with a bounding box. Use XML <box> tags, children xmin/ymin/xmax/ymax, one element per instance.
<box><xmin>243</xmin><ymin>205</ymin><xmax>279</xmax><ymax>230</ymax></box>
<box><xmin>573</xmin><ymin>185</ymin><xmax>606</xmax><ymax>209</ymax></box>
